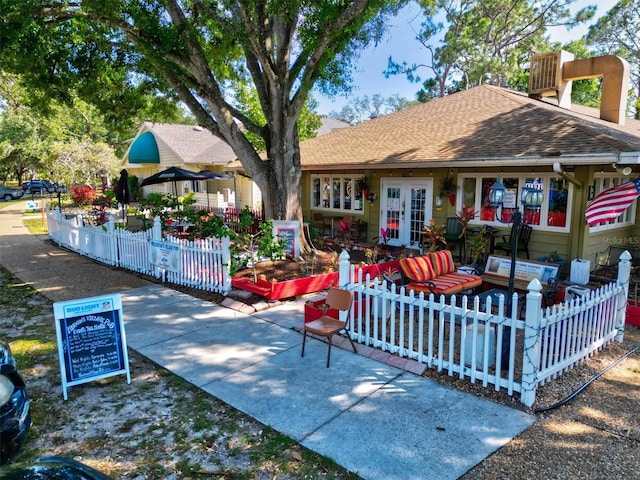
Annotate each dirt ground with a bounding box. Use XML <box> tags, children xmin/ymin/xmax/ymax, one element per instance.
<box><xmin>232</xmin><ymin>246</ymin><xmax>370</xmax><ymax>283</ymax></box>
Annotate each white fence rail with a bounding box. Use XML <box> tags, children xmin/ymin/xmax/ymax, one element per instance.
<box><xmin>47</xmin><ymin>208</ymin><xmax>630</xmax><ymax>406</ymax></box>
<box><xmin>337</xmin><ymin>250</ymin><xmax>630</xmax><ymax>407</ymax></box>
<box><xmin>47</xmin><ymin>208</ymin><xmax>232</xmax><ymax>294</ymax></box>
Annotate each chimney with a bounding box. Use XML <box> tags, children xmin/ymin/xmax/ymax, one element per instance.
<box><xmin>529</xmin><ymin>51</ymin><xmax>630</xmax><ymax>125</ymax></box>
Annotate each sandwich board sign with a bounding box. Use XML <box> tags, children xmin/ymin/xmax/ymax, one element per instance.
<box><xmin>53</xmin><ymin>294</ymin><xmax>130</xmax><ymax>400</ymax></box>
<box><xmin>273</xmin><ymin>220</ymin><xmax>299</xmax><ymax>258</ymax></box>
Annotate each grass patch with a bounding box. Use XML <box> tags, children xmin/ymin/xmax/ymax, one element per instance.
<box><xmin>23</xmin><ymin>217</ymin><xmax>48</xmax><ymax>235</ymax></box>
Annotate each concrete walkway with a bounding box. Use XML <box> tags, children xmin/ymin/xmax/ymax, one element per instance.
<box><xmin>0</xmin><ymin>202</ymin><xmax>535</xmax><ymax>479</ymax></box>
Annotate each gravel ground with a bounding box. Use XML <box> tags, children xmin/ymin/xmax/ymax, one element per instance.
<box><xmin>462</xmin><ymin>326</ymin><xmax>640</xmax><ymax>479</ymax></box>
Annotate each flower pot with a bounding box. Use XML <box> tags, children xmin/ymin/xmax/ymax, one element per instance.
<box><xmin>448</xmin><ymin>193</ymin><xmax>456</xmax><ymax>205</ymax></box>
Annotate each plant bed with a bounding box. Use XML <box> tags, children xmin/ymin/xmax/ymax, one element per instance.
<box><xmin>232</xmin><ymin>272</ymin><xmax>339</xmax><ymax>301</ymax></box>
<box><xmin>232</xmin><ymin>253</ymin><xmax>400</xmax><ymax>301</ymax></box>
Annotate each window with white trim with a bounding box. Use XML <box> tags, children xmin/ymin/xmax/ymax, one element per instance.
<box><xmin>311</xmin><ymin>175</ymin><xmax>365</xmax><ymax>212</ymax></box>
<box><xmin>460</xmin><ymin>174</ymin><xmax>572</xmax><ymax>232</ymax></box>
<box><xmin>589</xmin><ymin>174</ymin><xmax>636</xmax><ymax>232</ymax></box>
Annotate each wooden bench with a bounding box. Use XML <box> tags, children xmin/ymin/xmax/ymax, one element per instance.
<box><xmin>482</xmin><ymin>255</ymin><xmax>559</xmax><ymax>305</ymax></box>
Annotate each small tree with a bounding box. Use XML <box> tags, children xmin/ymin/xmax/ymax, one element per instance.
<box><xmin>231</xmin><ymin>207</ymin><xmax>287</xmax><ymax>282</ymax></box>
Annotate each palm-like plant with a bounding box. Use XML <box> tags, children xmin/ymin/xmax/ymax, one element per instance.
<box><xmin>455</xmin><ymin>204</ymin><xmax>478</xmax><ymax>239</ymax></box>
<box><xmin>422</xmin><ymin>219</ymin><xmax>447</xmax><ymax>252</ymax></box>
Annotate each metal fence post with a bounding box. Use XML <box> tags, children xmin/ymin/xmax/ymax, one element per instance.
<box><xmin>521</xmin><ymin>278</ymin><xmax>543</xmax><ymax>407</ymax></box>
<box><xmin>615</xmin><ymin>250</ymin><xmax>631</xmax><ymax>343</ymax></box>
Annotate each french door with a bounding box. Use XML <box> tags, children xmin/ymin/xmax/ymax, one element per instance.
<box><xmin>380</xmin><ymin>178</ymin><xmax>433</xmax><ymax>248</ymax></box>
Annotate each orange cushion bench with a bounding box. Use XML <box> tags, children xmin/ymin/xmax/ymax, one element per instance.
<box><xmin>398</xmin><ymin>250</ymin><xmax>482</xmax><ymax>296</ymax></box>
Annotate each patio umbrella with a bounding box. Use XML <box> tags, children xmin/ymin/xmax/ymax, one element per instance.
<box><xmin>115</xmin><ymin>169</ymin><xmax>131</xmax><ymax>220</ymax></box>
<box><xmin>197</xmin><ymin>170</ymin><xmax>233</xmax><ymax>208</ymax></box>
<box><xmin>140</xmin><ymin>166</ymin><xmax>208</xmax><ymax>196</ymax></box>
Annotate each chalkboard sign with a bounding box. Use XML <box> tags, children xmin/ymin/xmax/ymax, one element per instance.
<box><xmin>53</xmin><ymin>294</ymin><xmax>130</xmax><ymax>400</ymax></box>
<box><xmin>273</xmin><ymin>220</ymin><xmax>300</xmax><ymax>257</ymax></box>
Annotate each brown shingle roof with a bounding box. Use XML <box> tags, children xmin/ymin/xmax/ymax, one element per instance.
<box><xmin>144</xmin><ymin>122</ymin><xmax>237</xmax><ymax>165</ymax></box>
<box><xmin>299</xmin><ymin>85</ymin><xmax>640</xmax><ymax>169</ymax></box>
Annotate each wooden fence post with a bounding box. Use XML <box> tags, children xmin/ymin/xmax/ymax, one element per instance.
<box><xmin>521</xmin><ymin>278</ymin><xmax>543</xmax><ymax>407</ymax></box>
<box><xmin>338</xmin><ymin>249</ymin><xmax>351</xmax><ymax>287</ymax></box>
<box><xmin>615</xmin><ymin>250</ymin><xmax>631</xmax><ymax>343</ymax></box>
<box><xmin>220</xmin><ymin>236</ymin><xmax>232</xmax><ymax>293</ymax></box>
<box><xmin>106</xmin><ymin>217</ymin><xmax>117</xmax><ymax>266</ymax></box>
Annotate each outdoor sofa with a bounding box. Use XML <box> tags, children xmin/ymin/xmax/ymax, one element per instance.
<box><xmin>398</xmin><ymin>250</ymin><xmax>482</xmax><ymax>296</ymax></box>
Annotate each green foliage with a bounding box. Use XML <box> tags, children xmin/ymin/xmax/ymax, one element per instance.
<box><xmin>139</xmin><ymin>193</ymin><xmax>179</xmax><ymax>230</ymax></box>
<box><xmin>0</xmin><ymin>1</ymin><xmax>404</xmax><ymax>220</ymax></box>
<box><xmin>585</xmin><ymin>0</ymin><xmax>640</xmax><ymax>118</ymax></box>
<box><xmin>230</xmin><ymin>207</ymin><xmax>288</xmax><ymax>282</ymax></box>
<box><xmin>0</xmin><ymin>72</ymin><xmax>127</xmax><ymax>184</ymax></box>
<box><xmin>47</xmin><ymin>140</ymin><xmax>120</xmax><ymax>188</ymax></box>
<box><xmin>389</xmin><ymin>0</ymin><xmax>595</xmax><ymax>97</ymax></box>
<box><xmin>467</xmin><ymin>226</ymin><xmax>491</xmax><ymax>267</ymax></box>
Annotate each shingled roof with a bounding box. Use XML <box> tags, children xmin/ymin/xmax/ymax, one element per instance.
<box><xmin>299</xmin><ymin>85</ymin><xmax>640</xmax><ymax>170</ymax></box>
<box><xmin>132</xmin><ymin>122</ymin><xmax>238</xmax><ymax>165</ymax></box>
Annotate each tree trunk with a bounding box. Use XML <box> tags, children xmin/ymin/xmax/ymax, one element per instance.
<box><xmin>257</xmin><ymin>114</ymin><xmax>312</xmax><ymax>254</ymax></box>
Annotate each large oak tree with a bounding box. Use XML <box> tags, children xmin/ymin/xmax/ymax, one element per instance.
<box><xmin>1</xmin><ymin>1</ymin><xmax>404</xmax><ymax>230</ymax></box>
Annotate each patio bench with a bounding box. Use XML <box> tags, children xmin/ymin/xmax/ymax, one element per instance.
<box><xmin>398</xmin><ymin>250</ymin><xmax>482</xmax><ymax>296</ymax></box>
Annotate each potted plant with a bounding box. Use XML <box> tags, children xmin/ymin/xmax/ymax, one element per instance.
<box><xmin>439</xmin><ymin>176</ymin><xmax>457</xmax><ymax>206</ymax></box>
<box><xmin>537</xmin><ymin>250</ymin><xmax>566</xmax><ymax>269</ymax></box>
<box><xmin>455</xmin><ymin>204</ymin><xmax>477</xmax><ymax>260</ymax></box>
<box><xmin>466</xmin><ymin>226</ymin><xmax>491</xmax><ymax>274</ymax></box>
<box><xmin>357</xmin><ymin>178</ymin><xmax>369</xmax><ymax>201</ymax></box>
<box><xmin>421</xmin><ymin>219</ymin><xmax>447</xmax><ymax>252</ymax></box>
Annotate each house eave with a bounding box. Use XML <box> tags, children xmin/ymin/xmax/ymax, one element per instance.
<box><xmin>301</xmin><ymin>153</ymin><xmax>621</xmax><ymax>171</ymax></box>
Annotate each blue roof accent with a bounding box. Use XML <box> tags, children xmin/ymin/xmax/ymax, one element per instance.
<box><xmin>129</xmin><ymin>132</ymin><xmax>160</xmax><ymax>163</ymax></box>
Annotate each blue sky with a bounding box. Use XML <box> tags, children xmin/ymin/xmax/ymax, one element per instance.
<box><xmin>314</xmin><ymin>0</ymin><xmax>608</xmax><ymax>115</ymax></box>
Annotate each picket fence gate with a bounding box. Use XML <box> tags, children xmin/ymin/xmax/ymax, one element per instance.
<box><xmin>47</xmin><ymin>209</ymin><xmax>232</xmax><ymax>294</ymax></box>
<box><xmin>336</xmin><ymin>250</ymin><xmax>630</xmax><ymax>406</ymax></box>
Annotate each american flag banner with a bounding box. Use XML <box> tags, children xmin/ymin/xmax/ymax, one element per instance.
<box><xmin>585</xmin><ymin>177</ymin><xmax>640</xmax><ymax>226</ymax></box>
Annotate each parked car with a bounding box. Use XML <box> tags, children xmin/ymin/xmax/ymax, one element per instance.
<box><xmin>0</xmin><ymin>341</ymin><xmax>31</xmax><ymax>465</ymax></box>
<box><xmin>51</xmin><ymin>182</ymin><xmax>67</xmax><ymax>193</ymax></box>
<box><xmin>0</xmin><ymin>186</ymin><xmax>25</xmax><ymax>201</ymax></box>
<box><xmin>22</xmin><ymin>180</ymin><xmax>54</xmax><ymax>194</ymax></box>
<box><xmin>0</xmin><ymin>456</ymin><xmax>112</xmax><ymax>479</ymax></box>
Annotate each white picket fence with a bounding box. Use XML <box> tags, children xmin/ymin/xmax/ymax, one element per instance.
<box><xmin>47</xmin><ymin>207</ymin><xmax>630</xmax><ymax>406</ymax></box>
<box><xmin>336</xmin><ymin>250</ymin><xmax>630</xmax><ymax>407</ymax></box>
<box><xmin>47</xmin><ymin>208</ymin><xmax>232</xmax><ymax>293</ymax></box>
